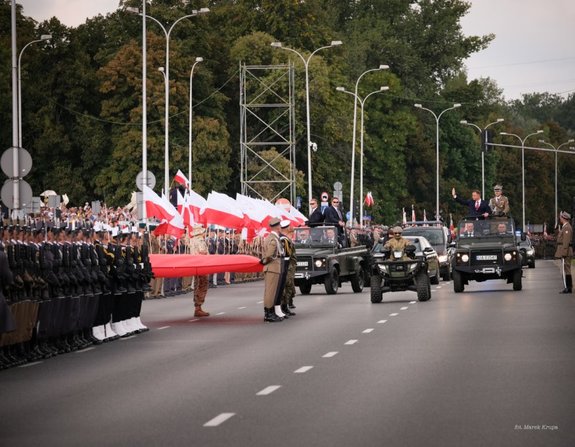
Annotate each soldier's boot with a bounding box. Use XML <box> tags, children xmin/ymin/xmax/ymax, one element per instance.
<box><xmin>560</xmin><ymin>275</ymin><xmax>572</xmax><ymax>294</ymax></box>
<box><xmin>133</xmin><ymin>317</ymin><xmax>149</xmax><ymax>332</ymax></box>
<box><xmin>194</xmin><ymin>305</ymin><xmax>210</xmax><ymax>317</ymax></box>
<box><xmin>92</xmin><ymin>325</ymin><xmax>106</xmax><ymax>343</ymax></box>
<box><xmin>104</xmin><ymin>322</ymin><xmax>120</xmax><ymax>341</ymax></box>
<box><xmin>264</xmin><ymin>307</ymin><xmax>283</xmax><ymax>323</ymax></box>
<box><xmin>288</xmin><ymin>297</ymin><xmax>296</xmax><ymax>309</ymax></box>
<box><xmin>274</xmin><ymin>304</ymin><xmax>286</xmax><ymax>319</ymax></box>
<box><xmin>281</xmin><ymin>303</ymin><xmax>296</xmax><ymax>317</ymax></box>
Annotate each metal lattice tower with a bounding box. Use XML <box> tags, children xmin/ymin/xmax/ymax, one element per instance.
<box><xmin>240</xmin><ymin>63</ymin><xmax>296</xmax><ymax>203</ymax></box>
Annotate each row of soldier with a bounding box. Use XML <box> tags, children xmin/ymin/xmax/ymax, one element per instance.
<box><xmin>0</xmin><ymin>224</ymin><xmax>153</xmax><ymax>369</ymax></box>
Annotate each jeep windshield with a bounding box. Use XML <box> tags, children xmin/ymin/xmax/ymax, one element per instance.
<box><xmin>457</xmin><ymin>219</ymin><xmax>516</xmax><ymax>241</ymax></box>
<box><xmin>294</xmin><ymin>226</ymin><xmax>339</xmax><ymax>247</ymax></box>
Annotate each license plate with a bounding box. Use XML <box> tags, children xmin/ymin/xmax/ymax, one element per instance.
<box><xmin>297</xmin><ymin>261</ymin><xmax>309</xmax><ymax>267</ymax></box>
<box><xmin>476</xmin><ymin>255</ymin><xmax>497</xmax><ymax>261</ymax></box>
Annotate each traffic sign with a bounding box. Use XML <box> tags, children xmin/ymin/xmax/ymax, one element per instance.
<box><xmin>1</xmin><ymin>179</ymin><xmax>33</xmax><ymax>209</ymax></box>
<box><xmin>136</xmin><ymin>171</ymin><xmax>156</xmax><ymax>191</ymax></box>
<box><xmin>1</xmin><ymin>147</ymin><xmax>32</xmax><ymax>177</ymax></box>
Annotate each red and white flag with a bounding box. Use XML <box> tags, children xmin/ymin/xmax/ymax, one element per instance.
<box><xmin>411</xmin><ymin>204</ymin><xmax>416</xmax><ymax>223</ymax></box>
<box><xmin>201</xmin><ymin>192</ymin><xmax>245</xmax><ymax>230</ymax></box>
<box><xmin>402</xmin><ymin>207</ymin><xmax>407</xmax><ymax>225</ymax></box>
<box><xmin>364</xmin><ymin>192</ymin><xmax>374</xmax><ymax>207</ymax></box>
<box><xmin>174</xmin><ymin>169</ymin><xmax>189</xmax><ymax>188</ymax></box>
<box><xmin>144</xmin><ymin>185</ymin><xmax>175</xmax><ymax>222</ymax></box>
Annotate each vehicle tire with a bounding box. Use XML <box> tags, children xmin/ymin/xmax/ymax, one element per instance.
<box><xmin>441</xmin><ymin>267</ymin><xmax>451</xmax><ymax>281</ymax></box>
<box><xmin>351</xmin><ymin>266</ymin><xmax>365</xmax><ymax>293</ymax></box>
<box><xmin>430</xmin><ymin>271</ymin><xmax>440</xmax><ymax>285</ymax></box>
<box><xmin>513</xmin><ymin>269</ymin><xmax>522</xmax><ymax>291</ymax></box>
<box><xmin>528</xmin><ymin>260</ymin><xmax>535</xmax><ymax>269</ymax></box>
<box><xmin>324</xmin><ymin>267</ymin><xmax>339</xmax><ymax>295</ymax></box>
<box><xmin>452</xmin><ymin>270</ymin><xmax>464</xmax><ymax>293</ymax></box>
<box><xmin>370</xmin><ymin>275</ymin><xmax>382</xmax><ymax>303</ymax></box>
<box><xmin>299</xmin><ymin>281</ymin><xmax>312</xmax><ymax>295</ymax></box>
<box><xmin>416</xmin><ymin>271</ymin><xmax>431</xmax><ymax>302</ymax></box>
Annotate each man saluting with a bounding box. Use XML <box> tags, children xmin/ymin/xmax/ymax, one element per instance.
<box><xmin>452</xmin><ymin>187</ymin><xmax>490</xmax><ymax>218</ymax></box>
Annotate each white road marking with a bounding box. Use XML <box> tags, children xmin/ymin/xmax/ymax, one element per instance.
<box><xmin>345</xmin><ymin>339</ymin><xmax>358</xmax><ymax>345</ymax></box>
<box><xmin>19</xmin><ymin>361</ymin><xmax>42</xmax><ymax>368</ymax></box>
<box><xmin>189</xmin><ymin>319</ymin><xmax>199</xmax><ymax>323</ymax></box>
<box><xmin>204</xmin><ymin>413</ymin><xmax>236</xmax><ymax>427</ymax></box>
<box><xmin>410</xmin><ymin>301</ymin><xmax>416</xmax><ymax>304</ymax></box>
<box><xmin>216</xmin><ymin>312</ymin><xmax>226</xmax><ymax>316</ymax></box>
<box><xmin>238</xmin><ymin>306</ymin><xmax>247</xmax><ymax>310</ymax></box>
<box><xmin>157</xmin><ymin>326</ymin><xmax>170</xmax><ymax>330</ymax></box>
<box><xmin>257</xmin><ymin>385</ymin><xmax>282</xmax><ymax>396</ymax></box>
<box><xmin>389</xmin><ymin>313</ymin><xmax>399</xmax><ymax>317</ymax></box>
<box><xmin>436</xmin><ymin>286</ymin><xmax>442</xmax><ymax>289</ymax></box>
<box><xmin>377</xmin><ymin>320</ymin><xmax>388</xmax><ymax>324</ymax></box>
<box><xmin>257</xmin><ymin>300</ymin><xmax>263</xmax><ymax>304</ymax></box>
<box><xmin>294</xmin><ymin>366</ymin><xmax>314</xmax><ymax>373</ymax></box>
<box><xmin>400</xmin><ymin>306</ymin><xmax>409</xmax><ymax>311</ymax></box>
<box><xmin>75</xmin><ymin>347</ymin><xmax>95</xmax><ymax>354</ymax></box>
<box><xmin>322</xmin><ymin>351</ymin><xmax>339</xmax><ymax>358</ymax></box>
<box><xmin>362</xmin><ymin>328</ymin><xmax>374</xmax><ymax>334</ymax></box>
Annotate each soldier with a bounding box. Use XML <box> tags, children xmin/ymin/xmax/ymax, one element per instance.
<box><xmin>383</xmin><ymin>226</ymin><xmax>414</xmax><ymax>257</ymax></box>
<box><xmin>555</xmin><ymin>211</ymin><xmax>573</xmax><ymax>294</ymax></box>
<box><xmin>280</xmin><ymin>222</ymin><xmax>297</xmax><ymax>314</ymax></box>
<box><xmin>260</xmin><ymin>218</ymin><xmax>283</xmax><ymax>322</ymax></box>
<box><xmin>489</xmin><ymin>184</ymin><xmax>510</xmax><ymax>217</ymax></box>
<box><xmin>189</xmin><ymin>225</ymin><xmax>211</xmax><ymax>317</ymax></box>
<box><xmin>274</xmin><ymin>220</ymin><xmax>291</xmax><ymax>319</ymax></box>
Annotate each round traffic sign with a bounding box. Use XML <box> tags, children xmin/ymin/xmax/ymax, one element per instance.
<box><xmin>1</xmin><ymin>147</ymin><xmax>33</xmax><ymax>177</ymax></box>
<box><xmin>136</xmin><ymin>170</ymin><xmax>156</xmax><ymax>191</ymax></box>
<box><xmin>1</xmin><ymin>179</ymin><xmax>33</xmax><ymax>209</ymax></box>
<box><xmin>333</xmin><ymin>181</ymin><xmax>342</xmax><ymax>191</ymax></box>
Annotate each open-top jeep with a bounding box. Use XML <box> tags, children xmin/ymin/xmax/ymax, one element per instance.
<box><xmin>451</xmin><ymin>216</ymin><xmax>524</xmax><ymax>292</ymax></box>
<box><xmin>293</xmin><ymin>225</ymin><xmax>370</xmax><ymax>295</ymax></box>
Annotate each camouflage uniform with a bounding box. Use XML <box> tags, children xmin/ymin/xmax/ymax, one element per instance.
<box><xmin>189</xmin><ymin>230</ymin><xmax>209</xmax><ymax>312</ymax></box>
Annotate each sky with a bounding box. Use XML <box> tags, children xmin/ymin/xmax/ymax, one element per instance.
<box><xmin>16</xmin><ymin>0</ymin><xmax>575</xmax><ymax>101</ymax></box>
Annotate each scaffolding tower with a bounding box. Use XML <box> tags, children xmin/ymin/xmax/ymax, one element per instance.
<box><xmin>239</xmin><ymin>63</ymin><xmax>296</xmax><ymax>204</ymax></box>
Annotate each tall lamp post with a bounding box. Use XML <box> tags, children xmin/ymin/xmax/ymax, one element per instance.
<box><xmin>538</xmin><ymin>138</ymin><xmax>574</xmax><ymax>227</ymax></box>
<box><xmin>18</xmin><ymin>34</ymin><xmax>51</xmax><ymax>148</ymax></box>
<box><xmin>336</xmin><ymin>85</ymin><xmax>389</xmax><ymax>226</ymax></box>
<box><xmin>129</xmin><ymin>7</ymin><xmax>209</xmax><ymax>194</ymax></box>
<box><xmin>414</xmin><ymin>103</ymin><xmax>461</xmax><ymax>221</ymax></box>
<box><xmin>459</xmin><ymin>118</ymin><xmax>504</xmax><ymax>197</ymax></box>
<box><xmin>500</xmin><ymin>130</ymin><xmax>543</xmax><ymax>231</ymax></box>
<box><xmin>271</xmin><ymin>40</ymin><xmax>343</xmax><ymax>206</ymax></box>
<box><xmin>188</xmin><ymin>57</ymin><xmax>203</xmax><ymax>188</ymax></box>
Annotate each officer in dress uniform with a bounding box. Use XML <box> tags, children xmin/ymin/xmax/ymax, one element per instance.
<box><xmin>189</xmin><ymin>225</ymin><xmax>210</xmax><ymax>317</ymax></box>
<box><xmin>555</xmin><ymin>211</ymin><xmax>573</xmax><ymax>293</ymax></box>
<box><xmin>260</xmin><ymin>218</ymin><xmax>283</xmax><ymax>322</ymax></box>
<box><xmin>280</xmin><ymin>221</ymin><xmax>297</xmax><ymax>315</ymax></box>
<box><xmin>489</xmin><ymin>184</ymin><xmax>510</xmax><ymax>217</ymax></box>
<box><xmin>274</xmin><ymin>220</ymin><xmax>291</xmax><ymax>319</ymax></box>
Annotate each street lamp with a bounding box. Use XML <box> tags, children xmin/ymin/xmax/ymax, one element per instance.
<box><xmin>538</xmin><ymin>138</ymin><xmax>574</xmax><ymax>227</ymax></box>
<box><xmin>188</xmin><ymin>57</ymin><xmax>203</xmax><ymax>189</ymax></box>
<box><xmin>18</xmin><ymin>34</ymin><xmax>51</xmax><ymax>148</ymax></box>
<box><xmin>414</xmin><ymin>103</ymin><xmax>461</xmax><ymax>221</ymax></box>
<box><xmin>337</xmin><ymin>85</ymin><xmax>389</xmax><ymax>226</ymax></box>
<box><xmin>500</xmin><ymin>130</ymin><xmax>544</xmax><ymax>231</ymax></box>
<box><xmin>459</xmin><ymin>118</ymin><xmax>504</xmax><ymax>197</ymax></box>
<box><xmin>129</xmin><ymin>7</ymin><xmax>209</xmax><ymax>194</ymax></box>
<box><xmin>271</xmin><ymin>40</ymin><xmax>343</xmax><ymax>207</ymax></box>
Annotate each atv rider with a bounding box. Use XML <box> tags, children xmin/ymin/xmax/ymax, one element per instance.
<box><xmin>383</xmin><ymin>226</ymin><xmax>414</xmax><ymax>259</ymax></box>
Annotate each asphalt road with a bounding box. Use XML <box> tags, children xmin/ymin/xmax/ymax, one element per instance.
<box><xmin>1</xmin><ymin>260</ymin><xmax>574</xmax><ymax>447</ymax></box>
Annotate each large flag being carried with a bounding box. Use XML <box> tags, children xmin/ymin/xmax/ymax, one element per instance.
<box><xmin>174</xmin><ymin>170</ymin><xmax>189</xmax><ymax>188</ymax></box>
<box><xmin>202</xmin><ymin>191</ymin><xmax>245</xmax><ymax>230</ymax></box>
<box><xmin>143</xmin><ymin>186</ymin><xmax>184</xmax><ymax>238</ymax></box>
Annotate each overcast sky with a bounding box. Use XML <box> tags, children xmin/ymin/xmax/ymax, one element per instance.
<box><xmin>16</xmin><ymin>0</ymin><xmax>575</xmax><ymax>101</ymax></box>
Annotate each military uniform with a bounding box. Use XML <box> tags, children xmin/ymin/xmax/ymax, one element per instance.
<box><xmin>383</xmin><ymin>227</ymin><xmax>413</xmax><ymax>260</ymax></box>
<box><xmin>489</xmin><ymin>185</ymin><xmax>510</xmax><ymax>217</ymax></box>
<box><xmin>260</xmin><ymin>219</ymin><xmax>283</xmax><ymax>322</ymax></box>
<box><xmin>555</xmin><ymin>211</ymin><xmax>573</xmax><ymax>293</ymax></box>
<box><xmin>280</xmin><ymin>227</ymin><xmax>297</xmax><ymax>315</ymax></box>
<box><xmin>189</xmin><ymin>226</ymin><xmax>210</xmax><ymax>317</ymax></box>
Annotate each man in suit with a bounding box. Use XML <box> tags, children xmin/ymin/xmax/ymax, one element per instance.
<box><xmin>260</xmin><ymin>218</ymin><xmax>283</xmax><ymax>322</ymax></box>
<box><xmin>324</xmin><ymin>197</ymin><xmax>346</xmax><ymax>247</ymax></box>
<box><xmin>489</xmin><ymin>184</ymin><xmax>510</xmax><ymax>216</ymax></box>
<box><xmin>452</xmin><ymin>188</ymin><xmax>490</xmax><ymax>218</ymax></box>
<box><xmin>308</xmin><ymin>198</ymin><xmax>324</xmax><ymax>225</ymax></box>
<box><xmin>555</xmin><ymin>211</ymin><xmax>573</xmax><ymax>293</ymax></box>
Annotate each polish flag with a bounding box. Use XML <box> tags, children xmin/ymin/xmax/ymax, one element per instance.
<box><xmin>144</xmin><ymin>185</ymin><xmax>175</xmax><ymax>222</ymax></box>
<box><xmin>423</xmin><ymin>209</ymin><xmax>428</xmax><ymax>226</ymax></box>
<box><xmin>364</xmin><ymin>192</ymin><xmax>374</xmax><ymax>207</ymax></box>
<box><xmin>402</xmin><ymin>208</ymin><xmax>407</xmax><ymax>226</ymax></box>
<box><xmin>174</xmin><ymin>169</ymin><xmax>189</xmax><ymax>188</ymax></box>
<box><xmin>411</xmin><ymin>204</ymin><xmax>416</xmax><ymax>223</ymax></box>
<box><xmin>236</xmin><ymin>194</ymin><xmax>269</xmax><ymax>230</ymax></box>
<box><xmin>201</xmin><ymin>192</ymin><xmax>245</xmax><ymax>230</ymax></box>
<box><xmin>449</xmin><ymin>213</ymin><xmax>456</xmax><ymax>238</ymax></box>
<box><xmin>289</xmin><ymin>206</ymin><xmax>307</xmax><ymax>226</ymax></box>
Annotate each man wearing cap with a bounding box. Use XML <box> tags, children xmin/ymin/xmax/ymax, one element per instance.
<box><xmin>383</xmin><ymin>226</ymin><xmax>413</xmax><ymax>253</ymax></box>
<box><xmin>555</xmin><ymin>211</ymin><xmax>573</xmax><ymax>293</ymax></box>
<box><xmin>189</xmin><ymin>225</ymin><xmax>210</xmax><ymax>317</ymax></box>
<box><xmin>260</xmin><ymin>218</ymin><xmax>283</xmax><ymax>322</ymax></box>
<box><xmin>489</xmin><ymin>185</ymin><xmax>510</xmax><ymax>217</ymax></box>
<box><xmin>276</xmin><ymin>220</ymin><xmax>295</xmax><ymax>318</ymax></box>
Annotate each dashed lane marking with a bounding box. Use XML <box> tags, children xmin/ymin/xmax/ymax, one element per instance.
<box><xmin>362</xmin><ymin>328</ymin><xmax>374</xmax><ymax>334</ymax></box>
<box><xmin>377</xmin><ymin>320</ymin><xmax>388</xmax><ymax>324</ymax></box>
<box><xmin>322</xmin><ymin>351</ymin><xmax>339</xmax><ymax>358</ymax></box>
<box><xmin>345</xmin><ymin>340</ymin><xmax>358</xmax><ymax>345</ymax></box>
<box><xmin>410</xmin><ymin>301</ymin><xmax>416</xmax><ymax>304</ymax></box>
<box><xmin>204</xmin><ymin>413</ymin><xmax>236</xmax><ymax>427</ymax></box>
<box><xmin>238</xmin><ymin>306</ymin><xmax>247</xmax><ymax>310</ymax></box>
<box><xmin>157</xmin><ymin>326</ymin><xmax>170</xmax><ymax>330</ymax></box>
<box><xmin>216</xmin><ymin>312</ymin><xmax>226</xmax><ymax>316</ymax></box>
<box><xmin>18</xmin><ymin>361</ymin><xmax>43</xmax><ymax>368</ymax></box>
<box><xmin>294</xmin><ymin>366</ymin><xmax>314</xmax><ymax>373</ymax></box>
<box><xmin>257</xmin><ymin>385</ymin><xmax>282</xmax><ymax>396</ymax></box>
<box><xmin>389</xmin><ymin>313</ymin><xmax>399</xmax><ymax>317</ymax></box>
<box><xmin>189</xmin><ymin>319</ymin><xmax>199</xmax><ymax>323</ymax></box>
<box><xmin>400</xmin><ymin>307</ymin><xmax>409</xmax><ymax>311</ymax></box>
<box><xmin>257</xmin><ymin>300</ymin><xmax>263</xmax><ymax>304</ymax></box>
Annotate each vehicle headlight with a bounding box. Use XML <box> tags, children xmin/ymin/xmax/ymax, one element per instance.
<box><xmin>438</xmin><ymin>255</ymin><xmax>448</xmax><ymax>263</ymax></box>
<box><xmin>504</xmin><ymin>253</ymin><xmax>512</xmax><ymax>261</ymax></box>
<box><xmin>408</xmin><ymin>263</ymin><xmax>418</xmax><ymax>272</ymax></box>
<box><xmin>461</xmin><ymin>254</ymin><xmax>469</xmax><ymax>263</ymax></box>
<box><xmin>378</xmin><ymin>264</ymin><xmax>389</xmax><ymax>273</ymax></box>
<box><xmin>314</xmin><ymin>259</ymin><xmax>325</xmax><ymax>268</ymax></box>
<box><xmin>527</xmin><ymin>249</ymin><xmax>534</xmax><ymax>255</ymax></box>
